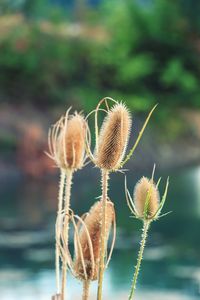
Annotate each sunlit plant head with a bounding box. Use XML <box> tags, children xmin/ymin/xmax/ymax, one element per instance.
<box><xmin>48</xmin><ymin>109</ymin><xmax>88</xmax><ymax>172</ymax></box>
<box><xmin>125</xmin><ymin>167</ymin><xmax>169</xmax><ymax>222</ymax></box>
<box><xmin>94</xmin><ymin>102</ymin><xmax>132</xmax><ymax>171</ymax></box>
<box><xmin>86</xmin><ymin>97</ymin><xmax>157</xmax><ymax>172</ymax></box>
<box><xmin>134</xmin><ymin>177</ymin><xmax>160</xmax><ymax>220</ymax></box>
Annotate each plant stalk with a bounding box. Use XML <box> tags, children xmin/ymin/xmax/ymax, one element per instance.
<box><xmin>61</xmin><ymin>170</ymin><xmax>73</xmax><ymax>300</ymax></box>
<box><xmin>97</xmin><ymin>169</ymin><xmax>109</xmax><ymax>300</ymax></box>
<box><xmin>82</xmin><ymin>280</ymin><xmax>90</xmax><ymax>300</ymax></box>
<box><xmin>56</xmin><ymin>169</ymin><xmax>66</xmax><ymax>294</ymax></box>
<box><xmin>128</xmin><ymin>220</ymin><xmax>150</xmax><ymax>300</ymax></box>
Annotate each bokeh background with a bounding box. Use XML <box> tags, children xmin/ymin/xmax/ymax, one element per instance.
<box><xmin>0</xmin><ymin>0</ymin><xmax>200</xmax><ymax>299</ymax></box>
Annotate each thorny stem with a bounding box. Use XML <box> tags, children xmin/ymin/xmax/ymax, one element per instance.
<box><xmin>61</xmin><ymin>170</ymin><xmax>73</xmax><ymax>300</ymax></box>
<box><xmin>128</xmin><ymin>220</ymin><xmax>151</xmax><ymax>300</ymax></box>
<box><xmin>97</xmin><ymin>170</ymin><xmax>109</xmax><ymax>300</ymax></box>
<box><xmin>56</xmin><ymin>169</ymin><xmax>66</xmax><ymax>294</ymax></box>
<box><xmin>82</xmin><ymin>280</ymin><xmax>90</xmax><ymax>300</ymax></box>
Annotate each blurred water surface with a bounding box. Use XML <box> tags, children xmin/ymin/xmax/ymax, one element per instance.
<box><xmin>0</xmin><ymin>165</ymin><xmax>200</xmax><ymax>300</ymax></box>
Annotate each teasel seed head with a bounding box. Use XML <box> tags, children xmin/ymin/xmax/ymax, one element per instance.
<box><xmin>95</xmin><ymin>103</ymin><xmax>132</xmax><ymax>171</ymax></box>
<box><xmin>134</xmin><ymin>177</ymin><xmax>160</xmax><ymax>220</ymax></box>
<box><xmin>74</xmin><ymin>200</ymin><xmax>115</xmax><ymax>281</ymax></box>
<box><xmin>48</xmin><ymin>110</ymin><xmax>87</xmax><ymax>171</ymax></box>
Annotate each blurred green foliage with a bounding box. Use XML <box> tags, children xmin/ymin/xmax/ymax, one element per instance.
<box><xmin>95</xmin><ymin>0</ymin><xmax>200</xmax><ymax>110</ymax></box>
<box><xmin>0</xmin><ymin>0</ymin><xmax>199</xmax><ymax>112</ymax></box>
<box><xmin>0</xmin><ymin>130</ymin><xmax>17</xmax><ymax>154</ymax></box>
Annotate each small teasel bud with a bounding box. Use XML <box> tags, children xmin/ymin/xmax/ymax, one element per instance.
<box><xmin>134</xmin><ymin>177</ymin><xmax>160</xmax><ymax>220</ymax></box>
<box><xmin>95</xmin><ymin>103</ymin><xmax>132</xmax><ymax>170</ymax></box>
<box><xmin>48</xmin><ymin>111</ymin><xmax>87</xmax><ymax>171</ymax></box>
<box><xmin>74</xmin><ymin>200</ymin><xmax>115</xmax><ymax>281</ymax></box>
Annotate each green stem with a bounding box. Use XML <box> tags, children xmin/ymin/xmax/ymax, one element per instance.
<box><xmin>61</xmin><ymin>170</ymin><xmax>73</xmax><ymax>300</ymax></box>
<box><xmin>121</xmin><ymin>104</ymin><xmax>157</xmax><ymax>168</ymax></box>
<box><xmin>97</xmin><ymin>170</ymin><xmax>109</xmax><ymax>300</ymax></box>
<box><xmin>82</xmin><ymin>280</ymin><xmax>90</xmax><ymax>300</ymax></box>
<box><xmin>56</xmin><ymin>169</ymin><xmax>66</xmax><ymax>294</ymax></box>
<box><xmin>128</xmin><ymin>220</ymin><xmax>151</xmax><ymax>300</ymax></box>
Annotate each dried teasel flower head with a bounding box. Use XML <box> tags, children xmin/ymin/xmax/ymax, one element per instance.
<box><xmin>73</xmin><ymin>200</ymin><xmax>115</xmax><ymax>281</ymax></box>
<box><xmin>48</xmin><ymin>110</ymin><xmax>88</xmax><ymax>171</ymax></box>
<box><xmin>94</xmin><ymin>102</ymin><xmax>132</xmax><ymax>171</ymax></box>
<box><xmin>134</xmin><ymin>177</ymin><xmax>160</xmax><ymax>220</ymax></box>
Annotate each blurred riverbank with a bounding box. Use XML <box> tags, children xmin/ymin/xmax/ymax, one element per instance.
<box><xmin>1</xmin><ymin>6</ymin><xmax>200</xmax><ymax>182</ymax></box>
<box><xmin>1</xmin><ymin>103</ymin><xmax>200</xmax><ymax>180</ymax></box>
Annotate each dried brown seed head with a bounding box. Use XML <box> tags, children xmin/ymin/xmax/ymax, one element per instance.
<box><xmin>74</xmin><ymin>200</ymin><xmax>114</xmax><ymax>281</ymax></box>
<box><xmin>95</xmin><ymin>103</ymin><xmax>132</xmax><ymax>170</ymax></box>
<box><xmin>134</xmin><ymin>177</ymin><xmax>160</xmax><ymax>219</ymax></box>
<box><xmin>48</xmin><ymin>112</ymin><xmax>87</xmax><ymax>171</ymax></box>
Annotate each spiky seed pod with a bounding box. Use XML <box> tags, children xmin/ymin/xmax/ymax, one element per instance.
<box><xmin>134</xmin><ymin>177</ymin><xmax>160</xmax><ymax>220</ymax></box>
<box><xmin>74</xmin><ymin>200</ymin><xmax>115</xmax><ymax>281</ymax></box>
<box><xmin>58</xmin><ymin>114</ymin><xmax>86</xmax><ymax>170</ymax></box>
<box><xmin>95</xmin><ymin>103</ymin><xmax>132</xmax><ymax>170</ymax></box>
<box><xmin>48</xmin><ymin>112</ymin><xmax>87</xmax><ymax>171</ymax></box>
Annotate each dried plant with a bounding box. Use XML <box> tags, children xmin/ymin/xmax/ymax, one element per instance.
<box><xmin>94</xmin><ymin>102</ymin><xmax>131</xmax><ymax>170</ymax></box>
<box><xmin>57</xmin><ymin>201</ymin><xmax>116</xmax><ymax>300</ymax></box>
<box><xmin>47</xmin><ymin>110</ymin><xmax>88</xmax><ymax>299</ymax></box>
<box><xmin>85</xmin><ymin>97</ymin><xmax>157</xmax><ymax>300</ymax></box>
<box><xmin>74</xmin><ymin>200</ymin><xmax>115</xmax><ymax>281</ymax></box>
<box><xmin>125</xmin><ymin>167</ymin><xmax>169</xmax><ymax>300</ymax></box>
<box><xmin>48</xmin><ymin>110</ymin><xmax>87</xmax><ymax>171</ymax></box>
<box><xmin>46</xmin><ymin>97</ymin><xmax>166</xmax><ymax>300</ymax></box>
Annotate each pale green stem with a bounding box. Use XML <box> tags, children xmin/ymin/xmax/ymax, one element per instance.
<box><xmin>82</xmin><ymin>280</ymin><xmax>90</xmax><ymax>300</ymax></box>
<box><xmin>97</xmin><ymin>170</ymin><xmax>109</xmax><ymax>300</ymax></box>
<box><xmin>121</xmin><ymin>104</ymin><xmax>157</xmax><ymax>168</ymax></box>
<box><xmin>61</xmin><ymin>170</ymin><xmax>73</xmax><ymax>300</ymax></box>
<box><xmin>56</xmin><ymin>169</ymin><xmax>66</xmax><ymax>294</ymax></box>
<box><xmin>128</xmin><ymin>220</ymin><xmax>151</xmax><ymax>300</ymax></box>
